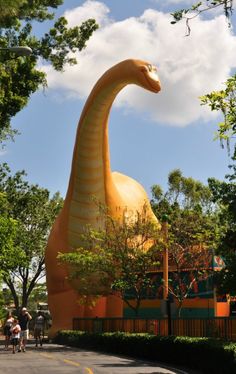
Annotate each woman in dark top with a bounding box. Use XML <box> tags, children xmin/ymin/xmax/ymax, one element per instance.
<box><xmin>3</xmin><ymin>311</ymin><xmax>14</xmax><ymax>350</ymax></box>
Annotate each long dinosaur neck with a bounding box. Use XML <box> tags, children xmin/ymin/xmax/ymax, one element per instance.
<box><xmin>66</xmin><ymin>77</ymin><xmax>128</xmax><ymax>248</ymax></box>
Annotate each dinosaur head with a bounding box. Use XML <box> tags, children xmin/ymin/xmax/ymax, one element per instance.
<box><xmin>134</xmin><ymin>60</ymin><xmax>161</xmax><ymax>93</ymax></box>
<box><xmin>93</xmin><ymin>59</ymin><xmax>161</xmax><ymax>96</ymax></box>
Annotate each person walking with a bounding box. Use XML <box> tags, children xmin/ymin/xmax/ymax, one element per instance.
<box><xmin>10</xmin><ymin>318</ymin><xmax>21</xmax><ymax>354</ymax></box>
<box><xmin>18</xmin><ymin>307</ymin><xmax>32</xmax><ymax>352</ymax></box>
<box><xmin>3</xmin><ymin>311</ymin><xmax>14</xmax><ymax>350</ymax></box>
<box><xmin>34</xmin><ymin>311</ymin><xmax>45</xmax><ymax>348</ymax></box>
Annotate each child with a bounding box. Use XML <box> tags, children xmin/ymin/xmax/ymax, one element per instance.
<box><xmin>10</xmin><ymin>318</ymin><xmax>21</xmax><ymax>354</ymax></box>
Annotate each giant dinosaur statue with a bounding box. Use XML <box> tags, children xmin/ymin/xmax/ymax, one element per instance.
<box><xmin>45</xmin><ymin>59</ymin><xmax>161</xmax><ymax>334</ymax></box>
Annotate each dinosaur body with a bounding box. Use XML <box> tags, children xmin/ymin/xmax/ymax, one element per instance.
<box><xmin>45</xmin><ymin>59</ymin><xmax>161</xmax><ymax>334</ymax></box>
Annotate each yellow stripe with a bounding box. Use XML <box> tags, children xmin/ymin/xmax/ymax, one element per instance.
<box><xmin>75</xmin><ymin>175</ymin><xmax>104</xmax><ymax>184</ymax></box>
<box><xmin>77</xmin><ymin>152</ymin><xmax>103</xmax><ymax>161</ymax></box>
<box><xmin>70</xmin><ymin>204</ymin><xmax>99</xmax><ymax>218</ymax></box>
<box><xmin>40</xmin><ymin>353</ymin><xmax>55</xmax><ymax>360</ymax></box>
<box><xmin>40</xmin><ymin>353</ymin><xmax>84</xmax><ymax>370</ymax></box>
<box><xmin>79</xmin><ymin>131</ymin><xmax>103</xmax><ymax>142</ymax></box>
<box><xmin>85</xmin><ymin>368</ymin><xmax>94</xmax><ymax>374</ymax></box>
<box><xmin>70</xmin><ymin>215</ymin><xmax>98</xmax><ymax>223</ymax></box>
<box><xmin>80</xmin><ymin>124</ymin><xmax>101</xmax><ymax>133</ymax></box>
<box><xmin>76</xmin><ymin>154</ymin><xmax>103</xmax><ymax>167</ymax></box>
<box><xmin>73</xmin><ymin>176</ymin><xmax>104</xmax><ymax>187</ymax></box>
<box><xmin>71</xmin><ymin>198</ymin><xmax>96</xmax><ymax>207</ymax></box>
<box><xmin>63</xmin><ymin>359</ymin><xmax>80</xmax><ymax>367</ymax></box>
<box><xmin>73</xmin><ymin>186</ymin><xmax>104</xmax><ymax>195</ymax></box>
<box><xmin>68</xmin><ymin>218</ymin><xmax>102</xmax><ymax>233</ymax></box>
<box><xmin>77</xmin><ymin>163</ymin><xmax>103</xmax><ymax>176</ymax></box>
<box><xmin>71</xmin><ymin>194</ymin><xmax>101</xmax><ymax>204</ymax></box>
<box><xmin>79</xmin><ymin>143</ymin><xmax>102</xmax><ymax>151</ymax></box>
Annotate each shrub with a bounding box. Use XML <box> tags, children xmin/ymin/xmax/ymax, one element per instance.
<box><xmin>53</xmin><ymin>331</ymin><xmax>236</xmax><ymax>374</ymax></box>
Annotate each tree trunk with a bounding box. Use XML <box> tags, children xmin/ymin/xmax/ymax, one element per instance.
<box><xmin>3</xmin><ymin>275</ymin><xmax>19</xmax><ymax>310</ymax></box>
<box><xmin>178</xmin><ymin>299</ymin><xmax>183</xmax><ymax>318</ymax></box>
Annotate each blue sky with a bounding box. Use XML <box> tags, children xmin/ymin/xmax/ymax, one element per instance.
<box><xmin>2</xmin><ymin>0</ymin><xmax>236</xmax><ymax>198</ymax></box>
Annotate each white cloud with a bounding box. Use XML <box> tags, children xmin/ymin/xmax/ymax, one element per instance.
<box><xmin>64</xmin><ymin>0</ymin><xmax>111</xmax><ymax>27</ymax></box>
<box><xmin>41</xmin><ymin>1</ymin><xmax>236</xmax><ymax>126</ymax></box>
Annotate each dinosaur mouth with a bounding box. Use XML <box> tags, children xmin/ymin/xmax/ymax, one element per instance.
<box><xmin>143</xmin><ymin>72</ymin><xmax>161</xmax><ymax>93</ymax></box>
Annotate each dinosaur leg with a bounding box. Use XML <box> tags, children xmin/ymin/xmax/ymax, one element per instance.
<box><xmin>45</xmin><ymin>215</ymin><xmax>85</xmax><ymax>335</ymax></box>
<box><xmin>47</xmin><ymin>289</ymin><xmax>85</xmax><ymax>336</ymax></box>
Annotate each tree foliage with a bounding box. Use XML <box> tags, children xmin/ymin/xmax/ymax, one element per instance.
<box><xmin>0</xmin><ymin>0</ymin><xmax>98</xmax><ymax>142</ymax></box>
<box><xmin>171</xmin><ymin>1</ymin><xmax>233</xmax><ymax>36</ymax></box>
<box><xmin>199</xmin><ymin>76</ymin><xmax>236</xmax><ymax>296</ymax></box>
<box><xmin>200</xmin><ymin>74</ymin><xmax>236</xmax><ymax>158</ymax></box>
<box><xmin>171</xmin><ymin>2</ymin><xmax>236</xmax><ymax>297</ymax></box>
<box><xmin>208</xmin><ymin>177</ymin><xmax>236</xmax><ymax>294</ymax></box>
<box><xmin>23</xmin><ymin>282</ymin><xmax>48</xmax><ymax>311</ymax></box>
<box><xmin>58</xmin><ymin>205</ymin><xmax>160</xmax><ymax>316</ymax></box>
<box><xmin>151</xmin><ymin>170</ymin><xmax>220</xmax><ymax>314</ymax></box>
<box><xmin>151</xmin><ymin>169</ymin><xmax>214</xmax><ymax>215</ymax></box>
<box><xmin>0</xmin><ymin>163</ymin><xmax>63</xmax><ymax>309</ymax></box>
<box><xmin>0</xmin><ymin>192</ymin><xmax>25</xmax><ymax>273</ymax></box>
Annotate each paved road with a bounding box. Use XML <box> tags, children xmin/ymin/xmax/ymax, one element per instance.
<box><xmin>0</xmin><ymin>343</ymin><xmax>194</xmax><ymax>374</ymax></box>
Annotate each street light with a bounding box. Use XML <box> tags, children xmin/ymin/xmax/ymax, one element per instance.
<box><xmin>161</xmin><ymin>215</ymin><xmax>169</xmax><ymax>300</ymax></box>
<box><xmin>0</xmin><ymin>46</ymin><xmax>32</xmax><ymax>56</ymax></box>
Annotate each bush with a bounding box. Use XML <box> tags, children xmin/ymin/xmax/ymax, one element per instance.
<box><xmin>53</xmin><ymin>331</ymin><xmax>236</xmax><ymax>374</ymax></box>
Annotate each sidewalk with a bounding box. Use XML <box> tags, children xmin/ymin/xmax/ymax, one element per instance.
<box><xmin>0</xmin><ymin>333</ymin><xmax>49</xmax><ymax>345</ymax></box>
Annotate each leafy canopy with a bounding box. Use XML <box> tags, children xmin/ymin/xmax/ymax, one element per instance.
<box><xmin>58</xmin><ymin>204</ymin><xmax>161</xmax><ymax>316</ymax></box>
<box><xmin>0</xmin><ymin>0</ymin><xmax>98</xmax><ymax>142</ymax></box>
<box><xmin>151</xmin><ymin>170</ymin><xmax>221</xmax><ymax>314</ymax></box>
<box><xmin>208</xmin><ymin>177</ymin><xmax>236</xmax><ymax>294</ymax></box>
<box><xmin>0</xmin><ymin>163</ymin><xmax>63</xmax><ymax>309</ymax></box>
<box><xmin>200</xmin><ymin>75</ymin><xmax>236</xmax><ymax>158</ymax></box>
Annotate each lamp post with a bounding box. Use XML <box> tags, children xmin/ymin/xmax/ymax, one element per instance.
<box><xmin>161</xmin><ymin>214</ymin><xmax>172</xmax><ymax>335</ymax></box>
<box><xmin>0</xmin><ymin>46</ymin><xmax>32</xmax><ymax>56</ymax></box>
<box><xmin>162</xmin><ymin>218</ymin><xmax>168</xmax><ymax>300</ymax></box>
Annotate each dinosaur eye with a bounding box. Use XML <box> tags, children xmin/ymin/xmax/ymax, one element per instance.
<box><xmin>147</xmin><ymin>64</ymin><xmax>152</xmax><ymax>72</ymax></box>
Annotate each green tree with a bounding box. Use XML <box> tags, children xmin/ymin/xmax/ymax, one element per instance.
<box><xmin>208</xmin><ymin>177</ymin><xmax>236</xmax><ymax>294</ymax></box>
<box><xmin>151</xmin><ymin>170</ymin><xmax>220</xmax><ymax>315</ymax></box>
<box><xmin>23</xmin><ymin>282</ymin><xmax>48</xmax><ymax>311</ymax></box>
<box><xmin>198</xmin><ymin>66</ymin><xmax>236</xmax><ymax>298</ymax></box>
<box><xmin>58</xmin><ymin>205</ymin><xmax>160</xmax><ymax>317</ymax></box>
<box><xmin>0</xmin><ymin>280</ymin><xmax>5</xmax><ymax>320</ymax></box>
<box><xmin>151</xmin><ymin>169</ymin><xmax>213</xmax><ymax>216</ymax></box>
<box><xmin>166</xmin><ymin>212</ymin><xmax>216</xmax><ymax>316</ymax></box>
<box><xmin>0</xmin><ymin>0</ymin><xmax>27</xmax><ymax>27</ymax></box>
<box><xmin>0</xmin><ymin>0</ymin><xmax>98</xmax><ymax>142</ymax></box>
<box><xmin>0</xmin><ymin>163</ymin><xmax>63</xmax><ymax>310</ymax></box>
<box><xmin>0</xmin><ymin>191</ymin><xmax>26</xmax><ymax>275</ymax></box>
<box><xmin>200</xmin><ymin>75</ymin><xmax>236</xmax><ymax>158</ymax></box>
<box><xmin>171</xmin><ymin>2</ymin><xmax>236</xmax><ymax>297</ymax></box>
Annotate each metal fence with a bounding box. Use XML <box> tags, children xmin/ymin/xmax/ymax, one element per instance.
<box><xmin>73</xmin><ymin>317</ymin><xmax>236</xmax><ymax>341</ymax></box>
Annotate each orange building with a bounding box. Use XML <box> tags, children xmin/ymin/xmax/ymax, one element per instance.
<box><xmin>123</xmin><ymin>254</ymin><xmax>230</xmax><ymax>318</ymax></box>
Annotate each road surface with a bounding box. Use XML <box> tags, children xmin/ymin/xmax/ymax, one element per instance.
<box><xmin>0</xmin><ymin>343</ymin><xmax>196</xmax><ymax>374</ymax></box>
